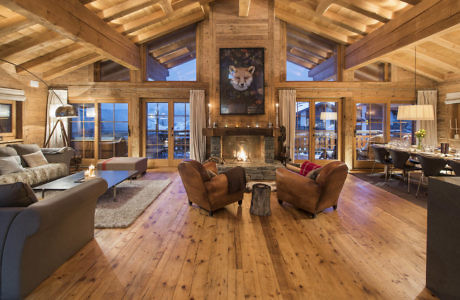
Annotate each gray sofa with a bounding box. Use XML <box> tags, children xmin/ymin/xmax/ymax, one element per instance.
<box><xmin>0</xmin><ymin>178</ymin><xmax>108</xmax><ymax>300</ymax></box>
<box><xmin>0</xmin><ymin>144</ymin><xmax>74</xmax><ymax>187</ymax></box>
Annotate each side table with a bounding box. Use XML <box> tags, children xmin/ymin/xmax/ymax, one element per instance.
<box><xmin>250</xmin><ymin>183</ymin><xmax>271</xmax><ymax>216</ymax></box>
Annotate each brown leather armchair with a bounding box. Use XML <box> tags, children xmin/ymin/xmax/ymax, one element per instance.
<box><xmin>178</xmin><ymin>160</ymin><xmax>244</xmax><ymax>216</ymax></box>
<box><xmin>276</xmin><ymin>161</ymin><xmax>348</xmax><ymax>218</ymax></box>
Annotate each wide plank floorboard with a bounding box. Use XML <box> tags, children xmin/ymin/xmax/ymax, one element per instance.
<box><xmin>28</xmin><ymin>168</ymin><xmax>438</xmax><ymax>299</ymax></box>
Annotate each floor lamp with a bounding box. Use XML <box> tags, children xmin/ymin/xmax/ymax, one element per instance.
<box><xmin>0</xmin><ymin>58</ymin><xmax>78</xmax><ymax>147</ymax></box>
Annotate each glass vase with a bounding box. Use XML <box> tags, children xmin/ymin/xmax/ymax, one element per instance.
<box><xmin>417</xmin><ymin>137</ymin><xmax>423</xmax><ymax>150</ymax></box>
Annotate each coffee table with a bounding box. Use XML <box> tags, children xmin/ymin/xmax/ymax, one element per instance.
<box><xmin>33</xmin><ymin>170</ymin><xmax>137</xmax><ymax>199</ymax></box>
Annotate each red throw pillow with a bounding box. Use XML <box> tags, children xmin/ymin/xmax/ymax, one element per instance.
<box><xmin>299</xmin><ymin>161</ymin><xmax>321</xmax><ymax>176</ymax></box>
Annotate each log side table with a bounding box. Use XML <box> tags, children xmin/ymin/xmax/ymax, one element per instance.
<box><xmin>250</xmin><ymin>183</ymin><xmax>271</xmax><ymax>216</ymax></box>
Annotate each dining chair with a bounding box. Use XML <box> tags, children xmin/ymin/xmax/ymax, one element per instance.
<box><xmin>371</xmin><ymin>145</ymin><xmax>392</xmax><ymax>181</ymax></box>
<box><xmin>389</xmin><ymin>149</ymin><xmax>421</xmax><ymax>192</ymax></box>
<box><xmin>448</xmin><ymin>160</ymin><xmax>460</xmax><ymax>176</ymax></box>
<box><xmin>416</xmin><ymin>155</ymin><xmax>450</xmax><ymax>197</ymax></box>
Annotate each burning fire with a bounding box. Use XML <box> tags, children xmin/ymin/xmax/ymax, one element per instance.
<box><xmin>236</xmin><ymin>147</ymin><xmax>248</xmax><ymax>162</ymax></box>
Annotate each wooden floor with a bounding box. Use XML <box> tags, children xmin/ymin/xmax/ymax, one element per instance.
<box><xmin>28</xmin><ymin>169</ymin><xmax>438</xmax><ymax>300</ymax></box>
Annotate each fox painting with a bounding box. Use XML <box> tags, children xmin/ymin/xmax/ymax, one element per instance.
<box><xmin>220</xmin><ymin>48</ymin><xmax>264</xmax><ymax>115</ymax></box>
<box><xmin>229</xmin><ymin>65</ymin><xmax>255</xmax><ymax>91</ymax></box>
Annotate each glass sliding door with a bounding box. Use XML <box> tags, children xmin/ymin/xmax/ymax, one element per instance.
<box><xmin>99</xmin><ymin>103</ymin><xmax>129</xmax><ymax>158</ymax></box>
<box><xmin>390</xmin><ymin>103</ymin><xmax>415</xmax><ymax>145</ymax></box>
<box><xmin>70</xmin><ymin>103</ymin><xmax>95</xmax><ymax>160</ymax></box>
<box><xmin>314</xmin><ymin>102</ymin><xmax>338</xmax><ymax>160</ymax></box>
<box><xmin>173</xmin><ymin>102</ymin><xmax>190</xmax><ymax>159</ymax></box>
<box><xmin>146</xmin><ymin>102</ymin><xmax>169</xmax><ymax>159</ymax></box>
<box><xmin>354</xmin><ymin>103</ymin><xmax>387</xmax><ymax>167</ymax></box>
<box><xmin>294</xmin><ymin>99</ymin><xmax>341</xmax><ymax>164</ymax></box>
<box><xmin>144</xmin><ymin>100</ymin><xmax>190</xmax><ymax>166</ymax></box>
<box><xmin>295</xmin><ymin>102</ymin><xmax>310</xmax><ymax>160</ymax></box>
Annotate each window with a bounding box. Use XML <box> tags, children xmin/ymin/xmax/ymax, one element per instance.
<box><xmin>0</xmin><ymin>102</ymin><xmax>14</xmax><ymax>135</ymax></box>
<box><xmin>145</xmin><ymin>25</ymin><xmax>196</xmax><ymax>81</ymax></box>
<box><xmin>95</xmin><ymin>60</ymin><xmax>130</xmax><ymax>82</ymax></box>
<box><xmin>286</xmin><ymin>25</ymin><xmax>337</xmax><ymax>82</ymax></box>
<box><xmin>173</xmin><ymin>102</ymin><xmax>190</xmax><ymax>159</ymax></box>
<box><xmin>355</xmin><ymin>103</ymin><xmax>386</xmax><ymax>161</ymax></box>
<box><xmin>146</xmin><ymin>102</ymin><xmax>169</xmax><ymax>159</ymax></box>
<box><xmin>99</xmin><ymin>103</ymin><xmax>129</xmax><ymax>158</ymax></box>
<box><xmin>390</xmin><ymin>104</ymin><xmax>414</xmax><ymax>144</ymax></box>
<box><xmin>314</xmin><ymin>102</ymin><xmax>338</xmax><ymax>160</ymax></box>
<box><xmin>295</xmin><ymin>102</ymin><xmax>310</xmax><ymax>160</ymax></box>
<box><xmin>70</xmin><ymin>104</ymin><xmax>95</xmax><ymax>159</ymax></box>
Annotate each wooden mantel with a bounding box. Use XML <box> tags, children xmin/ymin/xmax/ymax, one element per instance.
<box><xmin>202</xmin><ymin>127</ymin><xmax>274</xmax><ymax>137</ymax></box>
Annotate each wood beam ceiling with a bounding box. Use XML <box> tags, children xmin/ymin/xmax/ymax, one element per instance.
<box><xmin>0</xmin><ymin>31</ymin><xmax>60</xmax><ymax>59</ymax></box>
<box><xmin>0</xmin><ymin>0</ymin><xmax>141</xmax><ymax>70</ymax></box>
<box><xmin>239</xmin><ymin>0</ymin><xmax>251</xmax><ymax>17</ymax></box>
<box><xmin>0</xmin><ymin>15</ymin><xmax>34</xmax><ymax>36</ymax></box>
<box><xmin>15</xmin><ymin>43</ymin><xmax>83</xmax><ymax>73</ymax></box>
<box><xmin>345</xmin><ymin>0</ymin><xmax>460</xmax><ymax>70</ymax></box>
<box><xmin>98</xmin><ymin>0</ymin><xmax>161</xmax><ymax>23</ymax></box>
<box><xmin>332</xmin><ymin>0</ymin><xmax>392</xmax><ymax>23</ymax></box>
<box><xmin>382</xmin><ymin>55</ymin><xmax>445</xmax><ymax>82</ymax></box>
<box><xmin>43</xmin><ymin>52</ymin><xmax>102</xmax><ymax>80</ymax></box>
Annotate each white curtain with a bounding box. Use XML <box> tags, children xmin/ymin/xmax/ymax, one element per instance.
<box><xmin>279</xmin><ymin>89</ymin><xmax>296</xmax><ymax>161</ymax></box>
<box><xmin>190</xmin><ymin>90</ymin><xmax>206</xmax><ymax>162</ymax></box>
<box><xmin>45</xmin><ymin>89</ymin><xmax>68</xmax><ymax>148</ymax></box>
<box><xmin>417</xmin><ymin>90</ymin><xmax>437</xmax><ymax>147</ymax></box>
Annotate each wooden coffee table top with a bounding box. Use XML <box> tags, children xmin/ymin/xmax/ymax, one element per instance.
<box><xmin>33</xmin><ymin>170</ymin><xmax>137</xmax><ymax>192</ymax></box>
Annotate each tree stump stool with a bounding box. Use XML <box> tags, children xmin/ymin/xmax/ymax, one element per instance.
<box><xmin>250</xmin><ymin>183</ymin><xmax>271</xmax><ymax>216</ymax></box>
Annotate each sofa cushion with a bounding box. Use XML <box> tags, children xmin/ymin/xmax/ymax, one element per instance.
<box><xmin>0</xmin><ymin>156</ymin><xmax>24</xmax><ymax>175</ymax></box>
<box><xmin>0</xmin><ymin>182</ymin><xmax>38</xmax><ymax>207</ymax></box>
<box><xmin>0</xmin><ymin>163</ymin><xmax>67</xmax><ymax>187</ymax></box>
<box><xmin>22</xmin><ymin>151</ymin><xmax>48</xmax><ymax>168</ymax></box>
<box><xmin>7</xmin><ymin>144</ymin><xmax>41</xmax><ymax>156</ymax></box>
<box><xmin>0</xmin><ymin>146</ymin><xmax>18</xmax><ymax>157</ymax></box>
<box><xmin>306</xmin><ymin>167</ymin><xmax>322</xmax><ymax>180</ymax></box>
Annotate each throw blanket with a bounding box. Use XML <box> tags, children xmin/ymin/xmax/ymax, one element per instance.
<box><xmin>300</xmin><ymin>161</ymin><xmax>321</xmax><ymax>176</ymax></box>
<box><xmin>223</xmin><ymin>166</ymin><xmax>246</xmax><ymax>194</ymax></box>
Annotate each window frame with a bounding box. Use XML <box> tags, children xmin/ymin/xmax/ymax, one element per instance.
<box><xmin>0</xmin><ymin>100</ymin><xmax>16</xmax><ymax>138</ymax></box>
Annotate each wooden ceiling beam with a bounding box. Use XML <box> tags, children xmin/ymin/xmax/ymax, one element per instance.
<box><xmin>345</xmin><ymin>0</ymin><xmax>460</xmax><ymax>70</ymax></box>
<box><xmin>400</xmin><ymin>0</ymin><xmax>421</xmax><ymax>5</ymax></box>
<box><xmin>79</xmin><ymin>0</ymin><xmax>95</xmax><ymax>5</ymax></box>
<box><xmin>165</xmin><ymin>53</ymin><xmax>195</xmax><ymax>69</ymax></box>
<box><xmin>98</xmin><ymin>0</ymin><xmax>161</xmax><ymax>23</ymax></box>
<box><xmin>160</xmin><ymin>0</ymin><xmax>173</xmax><ymax>15</ymax></box>
<box><xmin>0</xmin><ymin>31</ymin><xmax>60</xmax><ymax>59</ymax></box>
<box><xmin>382</xmin><ymin>56</ymin><xmax>444</xmax><ymax>82</ymax></box>
<box><xmin>287</xmin><ymin>36</ymin><xmax>331</xmax><ymax>59</ymax></box>
<box><xmin>157</xmin><ymin>46</ymin><xmax>190</xmax><ymax>63</ymax></box>
<box><xmin>287</xmin><ymin>54</ymin><xmax>315</xmax><ymax>69</ymax></box>
<box><xmin>43</xmin><ymin>52</ymin><xmax>102</xmax><ymax>80</ymax></box>
<box><xmin>403</xmin><ymin>47</ymin><xmax>460</xmax><ymax>72</ymax></box>
<box><xmin>0</xmin><ymin>0</ymin><xmax>141</xmax><ymax>70</ymax></box>
<box><xmin>432</xmin><ymin>36</ymin><xmax>460</xmax><ymax>54</ymax></box>
<box><xmin>316</xmin><ymin>0</ymin><xmax>334</xmax><ymax>14</ymax></box>
<box><xmin>323</xmin><ymin>11</ymin><xmax>368</xmax><ymax>35</ymax></box>
<box><xmin>309</xmin><ymin>55</ymin><xmax>336</xmax><ymax>78</ymax></box>
<box><xmin>151</xmin><ymin>37</ymin><xmax>196</xmax><ymax>57</ymax></box>
<box><xmin>239</xmin><ymin>0</ymin><xmax>251</xmax><ymax>17</ymax></box>
<box><xmin>0</xmin><ymin>16</ymin><xmax>34</xmax><ymax>36</ymax></box>
<box><xmin>116</xmin><ymin>9</ymin><xmax>165</xmax><ymax>35</ymax></box>
<box><xmin>287</xmin><ymin>29</ymin><xmax>335</xmax><ymax>54</ymax></box>
<box><xmin>16</xmin><ymin>43</ymin><xmax>83</xmax><ymax>73</ymax></box>
<box><xmin>333</xmin><ymin>0</ymin><xmax>392</xmax><ymax>23</ymax></box>
<box><xmin>131</xmin><ymin>6</ymin><xmax>204</xmax><ymax>44</ymax></box>
<box><xmin>276</xmin><ymin>7</ymin><xmax>349</xmax><ymax>44</ymax></box>
<box><xmin>288</xmin><ymin>47</ymin><xmax>321</xmax><ymax>65</ymax></box>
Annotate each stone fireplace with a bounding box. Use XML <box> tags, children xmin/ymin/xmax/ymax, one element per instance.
<box><xmin>204</xmin><ymin>127</ymin><xmax>281</xmax><ymax>180</ymax></box>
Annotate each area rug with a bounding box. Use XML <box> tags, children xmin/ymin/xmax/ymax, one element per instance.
<box><xmin>95</xmin><ymin>178</ymin><xmax>171</xmax><ymax>228</ymax></box>
<box><xmin>351</xmin><ymin>172</ymin><xmax>427</xmax><ymax>208</ymax></box>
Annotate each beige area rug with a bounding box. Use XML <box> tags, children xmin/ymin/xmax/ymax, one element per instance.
<box><xmin>95</xmin><ymin>178</ymin><xmax>171</xmax><ymax>228</ymax></box>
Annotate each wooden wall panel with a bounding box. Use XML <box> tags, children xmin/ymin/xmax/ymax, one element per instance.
<box><xmin>436</xmin><ymin>79</ymin><xmax>460</xmax><ymax>149</ymax></box>
<box><xmin>0</xmin><ymin>66</ymin><xmax>47</xmax><ymax>145</ymax></box>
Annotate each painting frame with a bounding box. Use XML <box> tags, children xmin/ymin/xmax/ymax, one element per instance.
<box><xmin>219</xmin><ymin>48</ymin><xmax>265</xmax><ymax>115</ymax></box>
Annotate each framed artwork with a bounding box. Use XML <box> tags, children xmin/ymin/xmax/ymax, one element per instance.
<box><xmin>219</xmin><ymin>48</ymin><xmax>264</xmax><ymax>115</ymax></box>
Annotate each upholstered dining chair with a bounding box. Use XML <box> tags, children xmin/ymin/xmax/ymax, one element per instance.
<box><xmin>178</xmin><ymin>160</ymin><xmax>244</xmax><ymax>216</ymax></box>
<box><xmin>371</xmin><ymin>145</ymin><xmax>392</xmax><ymax>181</ymax></box>
<box><xmin>389</xmin><ymin>149</ymin><xmax>421</xmax><ymax>192</ymax></box>
<box><xmin>416</xmin><ymin>155</ymin><xmax>450</xmax><ymax>197</ymax></box>
<box><xmin>276</xmin><ymin>161</ymin><xmax>348</xmax><ymax>218</ymax></box>
<box><xmin>448</xmin><ymin>160</ymin><xmax>460</xmax><ymax>176</ymax></box>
